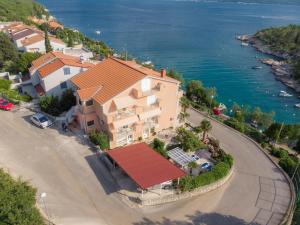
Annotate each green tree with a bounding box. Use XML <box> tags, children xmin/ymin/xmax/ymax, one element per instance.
<box><xmin>17</xmin><ymin>52</ymin><xmax>40</xmax><ymax>74</ymax></box>
<box><xmin>39</xmin><ymin>95</ymin><xmax>61</xmax><ymax>116</ymax></box>
<box><xmin>167</xmin><ymin>69</ymin><xmax>185</xmax><ymax>86</ymax></box>
<box><xmin>44</xmin><ymin>29</ymin><xmax>53</xmax><ymax>53</ymax></box>
<box><xmin>259</xmin><ymin>111</ymin><xmax>275</xmax><ymax>129</ymax></box>
<box><xmin>176</xmin><ymin>127</ymin><xmax>204</xmax><ymax>152</ymax></box>
<box><xmin>0</xmin><ymin>32</ymin><xmax>19</xmax><ymax>72</ymax></box>
<box><xmin>151</xmin><ymin>138</ymin><xmax>167</xmax><ymax>158</ymax></box>
<box><xmin>0</xmin><ymin>169</ymin><xmax>45</xmax><ymax>225</ymax></box>
<box><xmin>67</xmin><ymin>35</ymin><xmax>74</xmax><ymax>47</ymax></box>
<box><xmin>60</xmin><ymin>89</ymin><xmax>76</xmax><ymax>112</ymax></box>
<box><xmin>89</xmin><ymin>130</ymin><xmax>110</xmax><ymax>150</ymax></box>
<box><xmin>180</xmin><ymin>96</ymin><xmax>190</xmax><ymax>113</ymax></box>
<box><xmin>295</xmin><ymin>139</ymin><xmax>300</xmax><ymax>153</ymax></box>
<box><xmin>200</xmin><ymin>119</ymin><xmax>212</xmax><ymax>141</ymax></box>
<box><xmin>251</xmin><ymin>107</ymin><xmax>262</xmax><ymax>123</ymax></box>
<box><xmin>264</xmin><ymin>123</ymin><xmax>283</xmax><ymax>142</ymax></box>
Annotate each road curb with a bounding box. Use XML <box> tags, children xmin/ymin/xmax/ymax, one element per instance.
<box><xmin>189</xmin><ymin>107</ymin><xmax>295</xmax><ymax>225</ymax></box>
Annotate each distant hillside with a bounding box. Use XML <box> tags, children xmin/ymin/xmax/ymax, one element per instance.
<box><xmin>0</xmin><ymin>0</ymin><xmax>48</xmax><ymax>22</ymax></box>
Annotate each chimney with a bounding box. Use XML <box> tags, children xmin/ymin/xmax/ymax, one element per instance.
<box><xmin>161</xmin><ymin>69</ymin><xmax>166</xmax><ymax>78</ymax></box>
<box><xmin>79</xmin><ymin>55</ymin><xmax>84</xmax><ymax>64</ymax></box>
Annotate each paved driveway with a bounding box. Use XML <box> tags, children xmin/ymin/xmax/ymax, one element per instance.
<box><xmin>0</xmin><ymin>108</ymin><xmax>292</xmax><ymax>225</ymax></box>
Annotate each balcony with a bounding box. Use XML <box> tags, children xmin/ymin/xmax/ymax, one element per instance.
<box><xmin>132</xmin><ymin>84</ymin><xmax>161</xmax><ymax>99</ymax></box>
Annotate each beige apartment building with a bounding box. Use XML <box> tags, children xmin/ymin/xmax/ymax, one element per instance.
<box><xmin>71</xmin><ymin>57</ymin><xmax>183</xmax><ymax>148</ymax></box>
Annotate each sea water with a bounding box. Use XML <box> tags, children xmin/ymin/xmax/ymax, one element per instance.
<box><xmin>39</xmin><ymin>0</ymin><xmax>300</xmax><ymax>123</ymax></box>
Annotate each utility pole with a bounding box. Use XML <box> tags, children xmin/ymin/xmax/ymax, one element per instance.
<box><xmin>275</xmin><ymin>122</ymin><xmax>284</xmax><ymax>146</ymax></box>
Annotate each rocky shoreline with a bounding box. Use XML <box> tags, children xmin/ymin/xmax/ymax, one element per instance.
<box><xmin>236</xmin><ymin>35</ymin><xmax>300</xmax><ymax>93</ymax></box>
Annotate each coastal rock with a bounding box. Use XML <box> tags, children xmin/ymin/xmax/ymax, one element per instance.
<box><xmin>237</xmin><ymin>34</ymin><xmax>300</xmax><ymax>93</ymax></box>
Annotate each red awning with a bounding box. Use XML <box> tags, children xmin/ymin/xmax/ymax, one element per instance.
<box><xmin>107</xmin><ymin>143</ymin><xmax>186</xmax><ymax>189</ymax></box>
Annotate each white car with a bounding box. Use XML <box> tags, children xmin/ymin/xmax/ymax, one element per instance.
<box><xmin>30</xmin><ymin>113</ymin><xmax>53</xmax><ymax>129</ymax></box>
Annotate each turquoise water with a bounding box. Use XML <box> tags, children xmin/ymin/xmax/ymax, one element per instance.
<box><xmin>39</xmin><ymin>0</ymin><xmax>300</xmax><ymax>123</ymax></box>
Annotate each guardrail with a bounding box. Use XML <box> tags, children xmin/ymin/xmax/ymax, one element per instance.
<box><xmin>188</xmin><ymin>107</ymin><xmax>296</xmax><ymax>225</ymax></box>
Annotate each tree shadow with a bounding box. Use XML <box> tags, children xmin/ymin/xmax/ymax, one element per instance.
<box><xmin>85</xmin><ymin>154</ymin><xmax>121</xmax><ymax>195</ymax></box>
<box><xmin>134</xmin><ymin>211</ymin><xmax>260</xmax><ymax>225</ymax></box>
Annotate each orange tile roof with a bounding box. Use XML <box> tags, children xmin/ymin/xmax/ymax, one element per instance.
<box><xmin>77</xmin><ymin>86</ymin><xmax>102</xmax><ymax>101</ymax></box>
<box><xmin>71</xmin><ymin>57</ymin><xmax>178</xmax><ymax>104</ymax></box>
<box><xmin>71</xmin><ymin>58</ymin><xmax>147</xmax><ymax>104</ymax></box>
<box><xmin>49</xmin><ymin>21</ymin><xmax>64</xmax><ymax>29</ymax></box>
<box><xmin>21</xmin><ymin>34</ymin><xmax>44</xmax><ymax>46</ymax></box>
<box><xmin>36</xmin><ymin>52</ymin><xmax>94</xmax><ymax>78</ymax></box>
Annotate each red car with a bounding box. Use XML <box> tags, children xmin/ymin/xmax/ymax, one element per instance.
<box><xmin>0</xmin><ymin>98</ymin><xmax>14</xmax><ymax>111</ymax></box>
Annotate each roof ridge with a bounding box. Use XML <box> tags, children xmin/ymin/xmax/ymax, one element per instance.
<box><xmin>109</xmin><ymin>57</ymin><xmax>148</xmax><ymax>77</ymax></box>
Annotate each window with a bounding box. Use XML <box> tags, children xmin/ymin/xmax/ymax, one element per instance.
<box><xmin>147</xmin><ymin>95</ymin><xmax>157</xmax><ymax>105</ymax></box>
<box><xmin>141</xmin><ymin>78</ymin><xmax>151</xmax><ymax>92</ymax></box>
<box><xmin>64</xmin><ymin>67</ymin><xmax>71</xmax><ymax>75</ymax></box>
<box><xmin>85</xmin><ymin>99</ymin><xmax>93</xmax><ymax>106</ymax></box>
<box><xmin>60</xmin><ymin>81</ymin><xmax>67</xmax><ymax>89</ymax></box>
<box><xmin>87</xmin><ymin>120</ymin><xmax>94</xmax><ymax>127</ymax></box>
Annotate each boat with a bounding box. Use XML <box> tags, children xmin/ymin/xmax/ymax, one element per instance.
<box><xmin>252</xmin><ymin>66</ymin><xmax>262</xmax><ymax>70</ymax></box>
<box><xmin>241</xmin><ymin>42</ymin><xmax>249</xmax><ymax>47</ymax></box>
<box><xmin>95</xmin><ymin>30</ymin><xmax>101</xmax><ymax>35</ymax></box>
<box><xmin>279</xmin><ymin>90</ymin><xmax>293</xmax><ymax>97</ymax></box>
<box><xmin>294</xmin><ymin>103</ymin><xmax>300</xmax><ymax>108</ymax></box>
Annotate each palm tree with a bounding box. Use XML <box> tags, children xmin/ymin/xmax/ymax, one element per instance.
<box><xmin>200</xmin><ymin>119</ymin><xmax>212</xmax><ymax>141</ymax></box>
<box><xmin>180</xmin><ymin>96</ymin><xmax>190</xmax><ymax>113</ymax></box>
<box><xmin>179</xmin><ymin>111</ymin><xmax>189</xmax><ymax>123</ymax></box>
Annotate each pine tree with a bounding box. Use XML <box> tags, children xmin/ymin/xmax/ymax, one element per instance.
<box><xmin>44</xmin><ymin>28</ymin><xmax>53</xmax><ymax>53</ymax></box>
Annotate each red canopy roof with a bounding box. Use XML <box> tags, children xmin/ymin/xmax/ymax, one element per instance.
<box><xmin>107</xmin><ymin>143</ymin><xmax>186</xmax><ymax>189</ymax></box>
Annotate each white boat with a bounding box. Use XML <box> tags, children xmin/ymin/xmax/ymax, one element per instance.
<box><xmin>241</xmin><ymin>42</ymin><xmax>249</xmax><ymax>47</ymax></box>
<box><xmin>95</xmin><ymin>30</ymin><xmax>101</xmax><ymax>35</ymax></box>
<box><xmin>295</xmin><ymin>103</ymin><xmax>300</xmax><ymax>108</ymax></box>
<box><xmin>279</xmin><ymin>90</ymin><xmax>293</xmax><ymax>97</ymax></box>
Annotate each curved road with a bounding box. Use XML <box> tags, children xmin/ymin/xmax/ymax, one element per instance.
<box><xmin>0</xmin><ymin>108</ymin><xmax>292</xmax><ymax>225</ymax></box>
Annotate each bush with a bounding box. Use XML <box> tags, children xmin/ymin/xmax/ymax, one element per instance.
<box><xmin>39</xmin><ymin>95</ymin><xmax>61</xmax><ymax>116</ymax></box>
<box><xmin>151</xmin><ymin>138</ymin><xmax>167</xmax><ymax>158</ymax></box>
<box><xmin>179</xmin><ymin>153</ymin><xmax>233</xmax><ymax>192</ymax></box>
<box><xmin>89</xmin><ymin>130</ymin><xmax>110</xmax><ymax>150</ymax></box>
<box><xmin>176</xmin><ymin>127</ymin><xmax>205</xmax><ymax>152</ymax></box>
<box><xmin>60</xmin><ymin>89</ymin><xmax>76</xmax><ymax>112</ymax></box>
<box><xmin>270</xmin><ymin>147</ymin><xmax>289</xmax><ymax>159</ymax></box>
<box><xmin>39</xmin><ymin>89</ymin><xmax>76</xmax><ymax>116</ymax></box>
<box><xmin>224</xmin><ymin>118</ymin><xmax>245</xmax><ymax>133</ymax></box>
<box><xmin>279</xmin><ymin>156</ymin><xmax>298</xmax><ymax>177</ymax></box>
<box><xmin>245</xmin><ymin>127</ymin><xmax>265</xmax><ymax>143</ymax></box>
<box><xmin>0</xmin><ymin>78</ymin><xmax>11</xmax><ymax>90</ymax></box>
<box><xmin>0</xmin><ymin>169</ymin><xmax>45</xmax><ymax>225</ymax></box>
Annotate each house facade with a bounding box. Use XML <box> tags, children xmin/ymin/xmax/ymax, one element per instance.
<box><xmin>71</xmin><ymin>57</ymin><xmax>183</xmax><ymax>148</ymax></box>
<box><xmin>29</xmin><ymin>52</ymin><xmax>95</xmax><ymax>97</ymax></box>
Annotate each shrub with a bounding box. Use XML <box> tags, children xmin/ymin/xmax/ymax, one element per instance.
<box><xmin>0</xmin><ymin>78</ymin><xmax>11</xmax><ymax>90</ymax></box>
<box><xmin>270</xmin><ymin>147</ymin><xmax>289</xmax><ymax>159</ymax></box>
<box><xmin>224</xmin><ymin>118</ymin><xmax>245</xmax><ymax>133</ymax></box>
<box><xmin>151</xmin><ymin>138</ymin><xmax>167</xmax><ymax>158</ymax></box>
<box><xmin>279</xmin><ymin>156</ymin><xmax>298</xmax><ymax>177</ymax></box>
<box><xmin>176</xmin><ymin>127</ymin><xmax>205</xmax><ymax>152</ymax></box>
<box><xmin>179</xmin><ymin>153</ymin><xmax>233</xmax><ymax>192</ymax></box>
<box><xmin>0</xmin><ymin>169</ymin><xmax>45</xmax><ymax>225</ymax></box>
<box><xmin>89</xmin><ymin>130</ymin><xmax>110</xmax><ymax>150</ymax></box>
<box><xmin>39</xmin><ymin>95</ymin><xmax>61</xmax><ymax>116</ymax></box>
<box><xmin>60</xmin><ymin>89</ymin><xmax>76</xmax><ymax>112</ymax></box>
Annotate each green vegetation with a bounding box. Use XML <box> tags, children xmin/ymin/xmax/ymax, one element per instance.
<box><xmin>167</xmin><ymin>69</ymin><xmax>185</xmax><ymax>86</ymax></box>
<box><xmin>0</xmin><ymin>0</ymin><xmax>48</xmax><ymax>22</ymax></box>
<box><xmin>186</xmin><ymin>80</ymin><xmax>217</xmax><ymax>109</ymax></box>
<box><xmin>44</xmin><ymin>29</ymin><xmax>53</xmax><ymax>53</ymax></box>
<box><xmin>175</xmin><ymin>127</ymin><xmax>206</xmax><ymax>152</ymax></box>
<box><xmin>0</xmin><ymin>168</ymin><xmax>45</xmax><ymax>225</ymax></box>
<box><xmin>89</xmin><ymin>130</ymin><xmax>110</xmax><ymax>150</ymax></box>
<box><xmin>0</xmin><ymin>32</ymin><xmax>41</xmax><ymax>74</ymax></box>
<box><xmin>254</xmin><ymin>25</ymin><xmax>300</xmax><ymax>80</ymax></box>
<box><xmin>55</xmin><ymin>28</ymin><xmax>112</xmax><ymax>57</ymax></box>
<box><xmin>39</xmin><ymin>89</ymin><xmax>76</xmax><ymax>116</ymax></box>
<box><xmin>0</xmin><ymin>78</ymin><xmax>31</xmax><ymax>103</ymax></box>
<box><xmin>179</xmin><ymin>153</ymin><xmax>233</xmax><ymax>192</ymax></box>
<box><xmin>151</xmin><ymin>138</ymin><xmax>167</xmax><ymax>158</ymax></box>
<box><xmin>200</xmin><ymin>119</ymin><xmax>212</xmax><ymax>141</ymax></box>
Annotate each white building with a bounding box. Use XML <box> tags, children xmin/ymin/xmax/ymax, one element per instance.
<box><xmin>29</xmin><ymin>52</ymin><xmax>95</xmax><ymax>97</ymax></box>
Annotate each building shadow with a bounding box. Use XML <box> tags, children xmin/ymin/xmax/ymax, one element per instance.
<box><xmin>133</xmin><ymin>211</ymin><xmax>260</xmax><ymax>225</ymax></box>
<box><xmin>85</xmin><ymin>154</ymin><xmax>121</xmax><ymax>195</ymax></box>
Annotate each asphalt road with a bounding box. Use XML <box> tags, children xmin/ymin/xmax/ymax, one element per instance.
<box><xmin>0</xmin><ymin>108</ymin><xmax>292</xmax><ymax>225</ymax></box>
